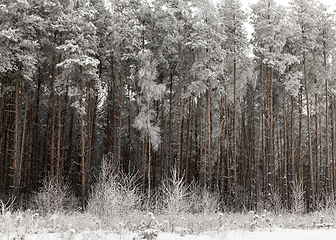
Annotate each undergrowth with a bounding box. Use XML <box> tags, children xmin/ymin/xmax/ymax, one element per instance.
<box><xmin>2</xmin><ymin>162</ymin><xmax>336</xmax><ymax>239</ymax></box>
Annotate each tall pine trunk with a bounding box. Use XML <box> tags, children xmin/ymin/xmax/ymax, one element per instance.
<box><xmin>12</xmin><ymin>61</ymin><xmax>22</xmax><ymax>199</ymax></box>
<box><xmin>290</xmin><ymin>95</ymin><xmax>295</xmax><ymax>184</ymax></box>
<box><xmin>198</xmin><ymin>96</ymin><xmax>204</xmax><ymax>186</ymax></box>
<box><xmin>117</xmin><ymin>40</ymin><xmax>125</xmax><ymax>178</ymax></box>
<box><xmin>186</xmin><ymin>97</ymin><xmax>191</xmax><ymax>183</ymax></box>
<box><xmin>303</xmin><ymin>51</ymin><xmax>314</xmax><ymax>209</ymax></box>
<box><xmin>0</xmin><ymin>74</ymin><xmax>7</xmax><ymax>194</ymax></box>
<box><xmin>34</xmin><ymin>72</ymin><xmax>41</xmax><ymax>187</ymax></box>
<box><xmin>79</xmin><ymin>65</ymin><xmax>86</xmax><ymax>209</ymax></box>
<box><xmin>331</xmin><ymin>98</ymin><xmax>336</xmax><ymax>197</ymax></box>
<box><xmin>50</xmin><ymin>32</ymin><xmax>57</xmax><ymax>179</ymax></box>
<box><xmin>177</xmin><ymin>38</ymin><xmax>182</xmax><ymax>175</ymax></box>
<box><xmin>225</xmin><ymin>89</ymin><xmax>231</xmax><ymax>207</ymax></box>
<box><xmin>283</xmin><ymin>95</ymin><xmax>288</xmax><ymax>208</ymax></box>
<box><xmin>256</xmin><ymin>52</ymin><xmax>263</xmax><ymax>210</ymax></box>
<box><xmin>56</xmin><ymin>32</ymin><xmax>63</xmax><ymax>184</ymax></box>
<box><xmin>269</xmin><ymin>65</ymin><xmax>274</xmax><ymax>190</ymax></box>
<box><xmin>168</xmin><ymin>72</ymin><xmax>173</xmax><ymax>176</ymax></box>
<box><xmin>26</xmin><ymin>81</ymin><xmax>35</xmax><ymax>200</ymax></box>
<box><xmin>233</xmin><ymin>58</ymin><xmax>238</xmax><ymax>211</ymax></box>
<box><xmin>298</xmin><ymin>85</ymin><xmax>303</xmax><ymax>187</ymax></box>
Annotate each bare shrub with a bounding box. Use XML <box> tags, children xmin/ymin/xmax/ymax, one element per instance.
<box><xmin>316</xmin><ymin>192</ymin><xmax>336</xmax><ymax>213</ymax></box>
<box><xmin>291</xmin><ymin>181</ymin><xmax>305</xmax><ymax>214</ymax></box>
<box><xmin>0</xmin><ymin>198</ymin><xmax>15</xmax><ymax>215</ymax></box>
<box><xmin>268</xmin><ymin>186</ymin><xmax>283</xmax><ymax>214</ymax></box>
<box><xmin>159</xmin><ymin>168</ymin><xmax>189</xmax><ymax>215</ymax></box>
<box><xmin>324</xmin><ymin>193</ymin><xmax>336</xmax><ymax>212</ymax></box>
<box><xmin>29</xmin><ymin>178</ymin><xmax>78</xmax><ymax>215</ymax></box>
<box><xmin>188</xmin><ymin>182</ymin><xmax>221</xmax><ymax>214</ymax></box>
<box><xmin>87</xmin><ymin>156</ymin><xmax>143</xmax><ymax>221</ymax></box>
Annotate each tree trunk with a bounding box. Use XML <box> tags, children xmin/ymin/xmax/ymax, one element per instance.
<box><xmin>34</xmin><ymin>72</ymin><xmax>41</xmax><ymax>188</ymax></box>
<box><xmin>198</xmin><ymin>95</ymin><xmax>204</xmax><ymax>186</ymax></box>
<box><xmin>66</xmin><ymin>110</ymin><xmax>74</xmax><ymax>184</ymax></box>
<box><xmin>60</xmin><ymin>84</ymin><xmax>68</xmax><ymax>186</ymax></box>
<box><xmin>324</xmin><ymin>41</ymin><xmax>331</xmax><ymax>195</ymax></box>
<box><xmin>225</xmin><ymin>90</ymin><xmax>231</xmax><ymax>207</ymax></box>
<box><xmin>283</xmin><ymin>95</ymin><xmax>288</xmax><ymax>208</ymax></box>
<box><xmin>290</xmin><ymin>95</ymin><xmax>295</xmax><ymax>184</ymax></box>
<box><xmin>233</xmin><ymin>58</ymin><xmax>238</xmax><ymax>211</ymax></box>
<box><xmin>6</xmin><ymin>92</ymin><xmax>15</xmax><ymax>195</ymax></box>
<box><xmin>269</xmin><ymin>65</ymin><xmax>274</xmax><ymax>190</ymax></box>
<box><xmin>56</xmin><ymin>32</ymin><xmax>63</xmax><ymax>184</ymax></box>
<box><xmin>298</xmin><ymin>86</ymin><xmax>303</xmax><ymax>187</ymax></box>
<box><xmin>177</xmin><ymin>37</ymin><xmax>182</xmax><ymax>175</ymax></box>
<box><xmin>12</xmin><ymin>61</ymin><xmax>22</xmax><ymax>199</ymax></box>
<box><xmin>314</xmin><ymin>80</ymin><xmax>320</xmax><ymax>197</ymax></box>
<box><xmin>206</xmin><ymin>76</ymin><xmax>211</xmax><ymax>188</ymax></box>
<box><xmin>19</xmin><ymin>85</ymin><xmax>29</xmax><ymax>202</ymax></box>
<box><xmin>90</xmin><ymin>95</ymin><xmax>98</xmax><ymax>175</ymax></box>
<box><xmin>0</xmin><ymin>74</ymin><xmax>7</xmax><ymax>194</ymax></box>
<box><xmin>79</xmin><ymin>65</ymin><xmax>86</xmax><ymax>209</ymax></box>
<box><xmin>303</xmin><ymin>51</ymin><xmax>314</xmax><ymax>209</ymax></box>
<box><xmin>128</xmin><ymin>88</ymin><xmax>132</xmax><ymax>173</ymax></box>
<box><xmin>160</xmin><ymin>76</ymin><xmax>167</xmax><ymax>179</ymax></box>
<box><xmin>26</xmin><ymin>81</ymin><xmax>35</xmax><ymax>200</ymax></box>
<box><xmin>86</xmin><ymin>79</ymin><xmax>93</xmax><ymax>190</ymax></box>
<box><xmin>117</xmin><ymin>40</ymin><xmax>125</xmax><ymax>178</ymax></box>
<box><xmin>186</xmin><ymin>97</ymin><xmax>191</xmax><ymax>184</ymax></box>
<box><xmin>168</xmin><ymin>72</ymin><xmax>173</xmax><ymax>177</ymax></box>
<box><xmin>180</xmin><ymin>115</ymin><xmax>185</xmax><ymax>176</ymax></box>
<box><xmin>331</xmin><ymin>97</ymin><xmax>336</xmax><ymax>198</ymax></box>
<box><xmin>142</xmin><ymin>135</ymin><xmax>147</xmax><ymax>192</ymax></box>
<box><xmin>148</xmin><ymin>138</ymin><xmax>151</xmax><ymax>204</ymax></box>
<box><xmin>331</xmin><ymin>98</ymin><xmax>335</xmax><ymax>197</ymax></box>
<box><xmin>50</xmin><ymin>32</ymin><xmax>57</xmax><ymax>179</ymax></box>
<box><xmin>216</xmin><ymin>97</ymin><xmax>224</xmax><ymax>188</ymax></box>
<box><xmin>256</xmin><ymin>51</ymin><xmax>263</xmax><ymax>211</ymax></box>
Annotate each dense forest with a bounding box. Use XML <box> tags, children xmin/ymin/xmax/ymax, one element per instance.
<box><xmin>0</xmin><ymin>0</ymin><xmax>336</xmax><ymax>213</ymax></box>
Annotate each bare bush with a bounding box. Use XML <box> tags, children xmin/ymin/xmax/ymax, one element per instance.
<box><xmin>87</xmin><ymin>156</ymin><xmax>143</xmax><ymax>220</ymax></box>
<box><xmin>316</xmin><ymin>192</ymin><xmax>336</xmax><ymax>213</ymax></box>
<box><xmin>29</xmin><ymin>178</ymin><xmax>78</xmax><ymax>215</ymax></box>
<box><xmin>0</xmin><ymin>198</ymin><xmax>15</xmax><ymax>215</ymax></box>
<box><xmin>159</xmin><ymin>168</ymin><xmax>189</xmax><ymax>215</ymax></box>
<box><xmin>291</xmin><ymin>181</ymin><xmax>305</xmax><ymax>214</ymax></box>
<box><xmin>188</xmin><ymin>182</ymin><xmax>221</xmax><ymax>214</ymax></box>
<box><xmin>268</xmin><ymin>186</ymin><xmax>283</xmax><ymax>214</ymax></box>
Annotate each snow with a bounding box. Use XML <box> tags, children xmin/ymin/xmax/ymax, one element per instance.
<box><xmin>2</xmin><ymin>228</ymin><xmax>336</xmax><ymax>240</ymax></box>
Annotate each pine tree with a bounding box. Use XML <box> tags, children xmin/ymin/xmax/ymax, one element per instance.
<box><xmin>0</xmin><ymin>0</ymin><xmax>41</xmax><ymax>199</ymax></box>
<box><xmin>219</xmin><ymin>0</ymin><xmax>247</xmax><ymax>211</ymax></box>
<box><xmin>57</xmin><ymin>0</ymin><xmax>99</xmax><ymax>208</ymax></box>
<box><xmin>289</xmin><ymin>0</ymin><xmax>319</xmax><ymax>210</ymax></box>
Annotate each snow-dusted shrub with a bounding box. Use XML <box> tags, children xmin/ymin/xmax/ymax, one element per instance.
<box><xmin>138</xmin><ymin>212</ymin><xmax>159</xmax><ymax>239</ymax></box>
<box><xmin>87</xmin><ymin>156</ymin><xmax>142</xmax><ymax>220</ymax></box>
<box><xmin>0</xmin><ymin>198</ymin><xmax>14</xmax><ymax>215</ymax></box>
<box><xmin>291</xmin><ymin>181</ymin><xmax>305</xmax><ymax>214</ymax></box>
<box><xmin>188</xmin><ymin>182</ymin><xmax>221</xmax><ymax>214</ymax></box>
<box><xmin>29</xmin><ymin>178</ymin><xmax>78</xmax><ymax>215</ymax></box>
<box><xmin>159</xmin><ymin>168</ymin><xmax>189</xmax><ymax>215</ymax></box>
<box><xmin>316</xmin><ymin>193</ymin><xmax>336</xmax><ymax>213</ymax></box>
<box><xmin>268</xmin><ymin>186</ymin><xmax>283</xmax><ymax>214</ymax></box>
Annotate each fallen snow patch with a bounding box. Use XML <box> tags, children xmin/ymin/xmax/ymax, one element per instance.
<box><xmin>2</xmin><ymin>228</ymin><xmax>336</xmax><ymax>240</ymax></box>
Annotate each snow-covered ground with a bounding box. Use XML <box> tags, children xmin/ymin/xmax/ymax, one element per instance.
<box><xmin>2</xmin><ymin>228</ymin><xmax>336</xmax><ymax>240</ymax></box>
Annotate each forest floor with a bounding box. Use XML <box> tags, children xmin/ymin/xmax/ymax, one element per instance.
<box><xmin>2</xmin><ymin>228</ymin><xmax>336</xmax><ymax>240</ymax></box>
<box><xmin>2</xmin><ymin>210</ymin><xmax>336</xmax><ymax>240</ymax></box>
